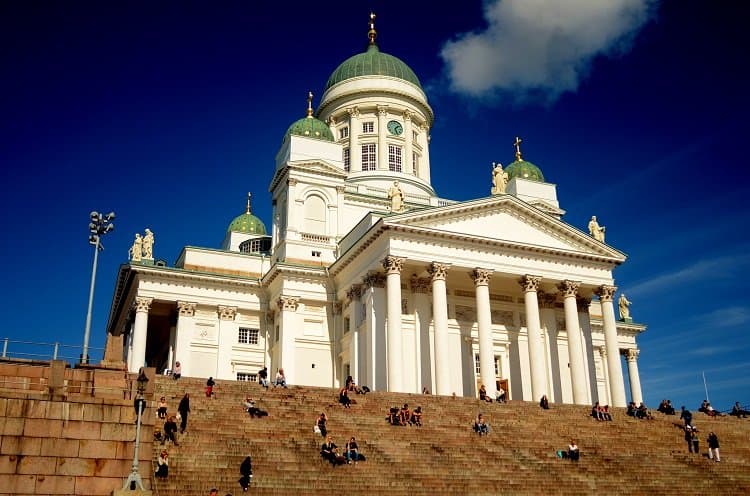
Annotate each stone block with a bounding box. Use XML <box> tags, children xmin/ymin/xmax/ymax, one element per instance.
<box><xmin>82</xmin><ymin>404</ymin><xmax>104</xmax><ymax>422</ymax></box>
<box><xmin>111</xmin><ymin>488</ymin><xmax>153</xmax><ymax>496</ymax></box>
<box><xmin>47</xmin><ymin>401</ymin><xmax>65</xmax><ymax>419</ymax></box>
<box><xmin>26</xmin><ymin>399</ymin><xmax>49</xmax><ymax>419</ymax></box>
<box><xmin>34</xmin><ymin>474</ymin><xmax>76</xmax><ymax>495</ymax></box>
<box><xmin>0</xmin><ymin>436</ymin><xmax>19</xmax><ymax>455</ymax></box>
<box><xmin>67</xmin><ymin>403</ymin><xmax>85</xmax><ymax>421</ymax></box>
<box><xmin>41</xmin><ymin>438</ymin><xmax>79</xmax><ymax>457</ymax></box>
<box><xmin>78</xmin><ymin>476</ymin><xmax>131</xmax><ymax>496</ymax></box>
<box><xmin>19</xmin><ymin>437</ymin><xmax>41</xmax><ymax>455</ymax></box>
<box><xmin>6</xmin><ymin>398</ymin><xmax>24</xmax><ymax>417</ymax></box>
<box><xmin>56</xmin><ymin>456</ymin><xmax>96</xmax><ymax>476</ymax></box>
<box><xmin>79</xmin><ymin>439</ymin><xmax>117</xmax><ymax>459</ymax></box>
<box><xmin>24</xmin><ymin>418</ymin><xmax>63</xmax><ymax>438</ymax></box>
<box><xmin>101</xmin><ymin>422</ymin><xmax>133</xmax><ymax>441</ymax></box>
<box><xmin>93</xmin><ymin>458</ymin><xmax>130</xmax><ymax>477</ymax></box>
<box><xmin>115</xmin><ymin>441</ymin><xmax>134</xmax><ymax>460</ymax></box>
<box><xmin>62</xmin><ymin>420</ymin><xmax>101</xmax><ymax>440</ymax></box>
<box><xmin>1</xmin><ymin>473</ymin><xmax>36</xmax><ymax>494</ymax></box>
<box><xmin>0</xmin><ymin>397</ymin><xmax>7</xmax><ymax>416</ymax></box>
<box><xmin>17</xmin><ymin>455</ymin><xmax>55</xmax><ymax>475</ymax></box>
<box><xmin>0</xmin><ymin>454</ymin><xmax>19</xmax><ymax>474</ymax></box>
<box><xmin>2</xmin><ymin>417</ymin><xmax>24</xmax><ymax>435</ymax></box>
<box><xmin>101</xmin><ymin>404</ymin><xmax>122</xmax><ymax>423</ymax></box>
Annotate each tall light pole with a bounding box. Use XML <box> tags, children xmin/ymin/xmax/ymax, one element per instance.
<box><xmin>81</xmin><ymin>210</ymin><xmax>115</xmax><ymax>364</ymax></box>
<box><xmin>124</xmin><ymin>369</ymin><xmax>149</xmax><ymax>490</ymax></box>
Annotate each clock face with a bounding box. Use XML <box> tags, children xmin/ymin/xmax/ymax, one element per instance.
<box><xmin>387</xmin><ymin>120</ymin><xmax>403</xmax><ymax>136</ymax></box>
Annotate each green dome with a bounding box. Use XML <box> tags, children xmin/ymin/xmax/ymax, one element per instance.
<box><xmin>284</xmin><ymin>116</ymin><xmax>334</xmax><ymax>142</ymax></box>
<box><xmin>505</xmin><ymin>159</ymin><xmax>545</xmax><ymax>182</ymax></box>
<box><xmin>227</xmin><ymin>212</ymin><xmax>267</xmax><ymax>235</ymax></box>
<box><xmin>325</xmin><ymin>44</ymin><xmax>422</xmax><ymax>91</ymax></box>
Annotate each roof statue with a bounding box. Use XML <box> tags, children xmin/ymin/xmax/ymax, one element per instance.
<box><xmin>618</xmin><ymin>293</ymin><xmax>632</xmax><ymax>321</ymax></box>
<box><xmin>588</xmin><ymin>215</ymin><xmax>606</xmax><ymax>243</ymax></box>
<box><xmin>388</xmin><ymin>181</ymin><xmax>405</xmax><ymax>213</ymax></box>
<box><xmin>491</xmin><ymin>162</ymin><xmax>508</xmax><ymax>195</ymax></box>
<box><xmin>129</xmin><ymin>233</ymin><xmax>142</xmax><ymax>262</ymax></box>
<box><xmin>142</xmin><ymin>228</ymin><xmax>154</xmax><ymax>259</ymax></box>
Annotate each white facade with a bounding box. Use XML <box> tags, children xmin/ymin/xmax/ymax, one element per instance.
<box><xmin>104</xmin><ymin>31</ymin><xmax>646</xmax><ymax>407</ymax></box>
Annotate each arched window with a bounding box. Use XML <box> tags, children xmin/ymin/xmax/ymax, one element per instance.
<box><xmin>304</xmin><ymin>195</ymin><xmax>326</xmax><ymax>234</ymax></box>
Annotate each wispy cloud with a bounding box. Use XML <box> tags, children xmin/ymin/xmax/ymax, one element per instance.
<box><xmin>626</xmin><ymin>255</ymin><xmax>750</xmax><ymax>298</ymax></box>
<box><xmin>440</xmin><ymin>0</ymin><xmax>657</xmax><ymax>104</ymax></box>
<box><xmin>687</xmin><ymin>346</ymin><xmax>735</xmax><ymax>357</ymax></box>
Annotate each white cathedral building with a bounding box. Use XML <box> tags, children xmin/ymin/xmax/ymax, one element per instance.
<box><xmin>104</xmin><ymin>17</ymin><xmax>646</xmax><ymax>407</ymax></box>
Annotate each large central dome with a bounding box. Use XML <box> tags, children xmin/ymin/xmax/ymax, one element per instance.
<box><xmin>325</xmin><ymin>44</ymin><xmax>422</xmax><ymax>91</ymax></box>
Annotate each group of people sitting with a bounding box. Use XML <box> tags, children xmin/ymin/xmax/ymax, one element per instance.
<box><xmin>698</xmin><ymin>400</ymin><xmax>724</xmax><ymax>417</ymax></box>
<box><xmin>478</xmin><ymin>384</ymin><xmax>506</xmax><ymax>403</ymax></box>
<box><xmin>557</xmin><ymin>440</ymin><xmax>579</xmax><ymax>461</ymax></box>
<box><xmin>473</xmin><ymin>413</ymin><xmax>490</xmax><ymax>435</ymax></box>
<box><xmin>386</xmin><ymin>404</ymin><xmax>423</xmax><ymax>427</ymax></box>
<box><xmin>590</xmin><ymin>402</ymin><xmax>613</xmax><ymax>421</ymax></box>
<box><xmin>320</xmin><ymin>435</ymin><xmax>366</xmax><ymax>465</ymax></box>
<box><xmin>730</xmin><ymin>402</ymin><xmax>750</xmax><ymax>418</ymax></box>
<box><xmin>626</xmin><ymin>401</ymin><xmax>652</xmax><ymax>419</ymax></box>
<box><xmin>656</xmin><ymin>399</ymin><xmax>676</xmax><ymax>415</ymax></box>
<box><xmin>257</xmin><ymin>366</ymin><xmax>288</xmax><ymax>389</ymax></box>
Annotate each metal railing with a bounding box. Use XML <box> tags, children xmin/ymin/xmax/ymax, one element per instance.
<box><xmin>0</xmin><ymin>337</ymin><xmax>104</xmax><ymax>363</ymax></box>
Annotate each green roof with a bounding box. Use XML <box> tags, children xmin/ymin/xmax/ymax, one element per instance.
<box><xmin>284</xmin><ymin>116</ymin><xmax>334</xmax><ymax>142</ymax></box>
<box><xmin>325</xmin><ymin>44</ymin><xmax>422</xmax><ymax>91</ymax></box>
<box><xmin>227</xmin><ymin>212</ymin><xmax>267</xmax><ymax>235</ymax></box>
<box><xmin>505</xmin><ymin>159</ymin><xmax>545</xmax><ymax>183</ymax></box>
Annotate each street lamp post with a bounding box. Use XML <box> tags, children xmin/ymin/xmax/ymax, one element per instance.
<box><xmin>124</xmin><ymin>369</ymin><xmax>149</xmax><ymax>491</ymax></box>
<box><xmin>81</xmin><ymin>210</ymin><xmax>115</xmax><ymax>364</ymax></box>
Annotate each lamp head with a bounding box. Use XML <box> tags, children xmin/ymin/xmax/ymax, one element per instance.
<box><xmin>105</xmin><ymin>212</ymin><xmax>115</xmax><ymax>221</ymax></box>
<box><xmin>136</xmin><ymin>369</ymin><xmax>149</xmax><ymax>394</ymax></box>
<box><xmin>90</xmin><ymin>211</ymin><xmax>100</xmax><ymax>221</ymax></box>
<box><xmin>105</xmin><ymin>223</ymin><xmax>114</xmax><ymax>233</ymax></box>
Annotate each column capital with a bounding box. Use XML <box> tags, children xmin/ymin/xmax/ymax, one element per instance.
<box><xmin>177</xmin><ymin>301</ymin><xmax>196</xmax><ymax>317</ymax></box>
<box><xmin>382</xmin><ymin>256</ymin><xmax>405</xmax><ymax>275</ymax></box>
<box><xmin>133</xmin><ymin>297</ymin><xmax>153</xmax><ymax>313</ymax></box>
<box><xmin>346</xmin><ymin>284</ymin><xmax>363</xmax><ymax>303</ymax></box>
<box><xmin>347</xmin><ymin>106</ymin><xmax>360</xmax><ymax>118</ymax></box>
<box><xmin>377</xmin><ymin>105</ymin><xmax>388</xmax><ymax>116</ymax></box>
<box><xmin>538</xmin><ymin>290</ymin><xmax>557</xmax><ymax>308</ymax></box>
<box><xmin>402</xmin><ymin>109</ymin><xmax>413</xmax><ymax>122</ymax></box>
<box><xmin>218</xmin><ymin>305</ymin><xmax>237</xmax><ymax>321</ymax></box>
<box><xmin>333</xmin><ymin>302</ymin><xmax>343</xmax><ymax>316</ymax></box>
<box><xmin>287</xmin><ymin>177</ymin><xmax>298</xmax><ymax>187</ymax></box>
<box><xmin>277</xmin><ymin>296</ymin><xmax>299</xmax><ymax>312</ymax></box>
<box><xmin>363</xmin><ymin>272</ymin><xmax>386</xmax><ymax>288</ymax></box>
<box><xmin>576</xmin><ymin>297</ymin><xmax>591</xmax><ymax>312</ymax></box>
<box><xmin>409</xmin><ymin>275</ymin><xmax>430</xmax><ymax>294</ymax></box>
<box><xmin>624</xmin><ymin>348</ymin><xmax>640</xmax><ymax>362</ymax></box>
<box><xmin>595</xmin><ymin>284</ymin><xmax>617</xmax><ymax>302</ymax></box>
<box><xmin>557</xmin><ymin>280</ymin><xmax>580</xmax><ymax>298</ymax></box>
<box><xmin>471</xmin><ymin>268</ymin><xmax>493</xmax><ymax>286</ymax></box>
<box><xmin>599</xmin><ymin>346</ymin><xmax>607</xmax><ymax>358</ymax></box>
<box><xmin>518</xmin><ymin>275</ymin><xmax>542</xmax><ymax>293</ymax></box>
<box><xmin>429</xmin><ymin>262</ymin><xmax>450</xmax><ymax>281</ymax></box>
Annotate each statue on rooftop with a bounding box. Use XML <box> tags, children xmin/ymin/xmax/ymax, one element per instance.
<box><xmin>491</xmin><ymin>162</ymin><xmax>509</xmax><ymax>195</ymax></box>
<box><xmin>588</xmin><ymin>215</ymin><xmax>606</xmax><ymax>243</ymax></box>
<box><xmin>129</xmin><ymin>233</ymin><xmax>142</xmax><ymax>262</ymax></box>
<box><xmin>388</xmin><ymin>181</ymin><xmax>405</xmax><ymax>213</ymax></box>
<box><xmin>618</xmin><ymin>293</ymin><xmax>632</xmax><ymax>321</ymax></box>
<box><xmin>142</xmin><ymin>228</ymin><xmax>154</xmax><ymax>259</ymax></box>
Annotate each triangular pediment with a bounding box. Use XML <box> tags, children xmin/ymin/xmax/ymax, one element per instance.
<box><xmin>288</xmin><ymin>159</ymin><xmax>347</xmax><ymax>177</ymax></box>
<box><xmin>385</xmin><ymin>196</ymin><xmax>623</xmax><ymax>259</ymax></box>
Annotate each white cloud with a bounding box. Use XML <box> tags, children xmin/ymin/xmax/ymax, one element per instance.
<box><xmin>440</xmin><ymin>0</ymin><xmax>657</xmax><ymax>103</ymax></box>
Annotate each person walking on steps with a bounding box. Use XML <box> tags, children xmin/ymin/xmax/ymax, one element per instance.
<box><xmin>239</xmin><ymin>455</ymin><xmax>253</xmax><ymax>491</ymax></box>
<box><xmin>178</xmin><ymin>393</ymin><xmax>190</xmax><ymax>433</ymax></box>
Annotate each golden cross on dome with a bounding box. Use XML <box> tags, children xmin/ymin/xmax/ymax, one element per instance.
<box><xmin>306</xmin><ymin>91</ymin><xmax>314</xmax><ymax>118</ymax></box>
<box><xmin>368</xmin><ymin>12</ymin><xmax>377</xmax><ymax>45</ymax></box>
<box><xmin>513</xmin><ymin>136</ymin><xmax>523</xmax><ymax>161</ymax></box>
<box><xmin>246</xmin><ymin>192</ymin><xmax>252</xmax><ymax>214</ymax></box>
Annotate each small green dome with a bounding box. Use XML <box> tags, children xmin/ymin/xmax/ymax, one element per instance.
<box><xmin>284</xmin><ymin>116</ymin><xmax>334</xmax><ymax>142</ymax></box>
<box><xmin>505</xmin><ymin>159</ymin><xmax>545</xmax><ymax>182</ymax></box>
<box><xmin>325</xmin><ymin>44</ymin><xmax>422</xmax><ymax>91</ymax></box>
<box><xmin>227</xmin><ymin>212</ymin><xmax>267</xmax><ymax>235</ymax></box>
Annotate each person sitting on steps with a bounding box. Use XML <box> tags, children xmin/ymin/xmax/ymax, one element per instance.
<box><xmin>479</xmin><ymin>384</ymin><xmax>492</xmax><ymax>403</ymax></box>
<box><xmin>316</xmin><ymin>412</ymin><xmax>328</xmax><ymax>437</ymax></box>
<box><xmin>345</xmin><ymin>436</ymin><xmax>366</xmax><ymax>464</ymax></box>
<box><xmin>339</xmin><ymin>386</ymin><xmax>352</xmax><ymax>408</ymax></box>
<box><xmin>162</xmin><ymin>415</ymin><xmax>179</xmax><ymax>446</ymax></box>
<box><xmin>539</xmin><ymin>395</ymin><xmax>550</xmax><ymax>410</ymax></box>
<box><xmin>155</xmin><ymin>449</ymin><xmax>169</xmax><ymax>478</ymax></box>
<box><xmin>410</xmin><ymin>406</ymin><xmax>423</xmax><ymax>427</ymax></box>
<box><xmin>157</xmin><ymin>396</ymin><xmax>168</xmax><ymax>420</ymax></box>
<box><xmin>274</xmin><ymin>368</ymin><xmax>287</xmax><ymax>388</ymax></box>
<box><xmin>399</xmin><ymin>404</ymin><xmax>411</xmax><ymax>426</ymax></box>
<box><xmin>243</xmin><ymin>396</ymin><xmax>268</xmax><ymax>417</ymax></box>
<box><xmin>731</xmin><ymin>401</ymin><xmax>750</xmax><ymax>418</ymax></box>
<box><xmin>473</xmin><ymin>413</ymin><xmax>490</xmax><ymax>436</ymax></box>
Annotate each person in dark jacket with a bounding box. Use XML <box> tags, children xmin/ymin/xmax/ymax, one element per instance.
<box><xmin>155</xmin><ymin>450</ymin><xmax>169</xmax><ymax>478</ymax></box>
<box><xmin>206</xmin><ymin>377</ymin><xmax>216</xmax><ymax>397</ymax></box>
<box><xmin>707</xmin><ymin>432</ymin><xmax>720</xmax><ymax>462</ymax></box>
<box><xmin>239</xmin><ymin>456</ymin><xmax>253</xmax><ymax>491</ymax></box>
<box><xmin>162</xmin><ymin>415</ymin><xmax>179</xmax><ymax>446</ymax></box>
<box><xmin>178</xmin><ymin>393</ymin><xmax>190</xmax><ymax>433</ymax></box>
<box><xmin>680</xmin><ymin>406</ymin><xmax>693</xmax><ymax>427</ymax></box>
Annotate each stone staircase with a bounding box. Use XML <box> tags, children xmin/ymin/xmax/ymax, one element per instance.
<box><xmin>150</xmin><ymin>376</ymin><xmax>750</xmax><ymax>495</ymax></box>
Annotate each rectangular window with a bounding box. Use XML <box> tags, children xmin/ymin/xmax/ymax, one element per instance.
<box><xmin>361</xmin><ymin>143</ymin><xmax>376</xmax><ymax>171</ymax></box>
<box><xmin>343</xmin><ymin>148</ymin><xmax>350</xmax><ymax>172</ymax></box>
<box><xmin>412</xmin><ymin>152</ymin><xmax>419</xmax><ymax>175</ymax></box>
<box><xmin>362</xmin><ymin>121</ymin><xmax>374</xmax><ymax>133</ymax></box>
<box><xmin>339</xmin><ymin>126</ymin><xmax>349</xmax><ymax>139</ymax></box>
<box><xmin>388</xmin><ymin>145</ymin><xmax>402</xmax><ymax>172</ymax></box>
<box><xmin>237</xmin><ymin>372</ymin><xmax>257</xmax><ymax>382</ymax></box>
<box><xmin>238</xmin><ymin>327</ymin><xmax>259</xmax><ymax>345</ymax></box>
<box><xmin>474</xmin><ymin>354</ymin><xmax>501</xmax><ymax>375</ymax></box>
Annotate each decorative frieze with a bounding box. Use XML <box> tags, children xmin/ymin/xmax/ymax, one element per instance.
<box><xmin>470</xmin><ymin>268</ymin><xmax>493</xmax><ymax>286</ymax></box>
<box><xmin>277</xmin><ymin>296</ymin><xmax>299</xmax><ymax>312</ymax></box>
<box><xmin>382</xmin><ymin>256</ymin><xmax>405</xmax><ymax>275</ymax></box>
<box><xmin>133</xmin><ymin>297</ymin><xmax>153</xmax><ymax>313</ymax></box>
<box><xmin>218</xmin><ymin>305</ymin><xmax>237</xmax><ymax>321</ymax></box>
<box><xmin>346</xmin><ymin>284</ymin><xmax>363</xmax><ymax>303</ymax></box>
<box><xmin>429</xmin><ymin>262</ymin><xmax>450</xmax><ymax>281</ymax></box>
<box><xmin>518</xmin><ymin>275</ymin><xmax>542</xmax><ymax>293</ymax></box>
<box><xmin>595</xmin><ymin>285</ymin><xmax>617</xmax><ymax>302</ymax></box>
<box><xmin>377</xmin><ymin>105</ymin><xmax>388</xmax><ymax>117</ymax></box>
<box><xmin>557</xmin><ymin>280</ymin><xmax>580</xmax><ymax>299</ymax></box>
<box><xmin>177</xmin><ymin>301</ymin><xmax>196</xmax><ymax>317</ymax></box>
<box><xmin>363</xmin><ymin>272</ymin><xmax>386</xmax><ymax>288</ymax></box>
<box><xmin>347</xmin><ymin>106</ymin><xmax>360</xmax><ymax>118</ymax></box>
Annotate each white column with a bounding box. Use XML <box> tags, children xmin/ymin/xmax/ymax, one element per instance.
<box><xmin>596</xmin><ymin>285</ymin><xmax>626</xmax><ymax>407</ymax></box>
<box><xmin>277</xmin><ymin>296</ymin><xmax>299</xmax><ymax>385</ymax></box>
<box><xmin>472</xmin><ymin>268</ymin><xmax>496</xmax><ymax>399</ymax></box>
<box><xmin>377</xmin><ymin>105</ymin><xmax>388</xmax><ymax>171</ymax></box>
<box><xmin>403</xmin><ymin>111</ymin><xmax>414</xmax><ymax>175</ymax></box>
<box><xmin>346</xmin><ymin>285</ymin><xmax>362</xmax><ymax>383</ymax></box>
<box><xmin>383</xmin><ymin>256</ymin><xmax>405</xmax><ymax>392</ymax></box>
<box><xmin>558</xmin><ymin>280</ymin><xmax>588</xmax><ymax>404</ymax></box>
<box><xmin>411</xmin><ymin>276</ymin><xmax>432</xmax><ymax>393</ymax></box>
<box><xmin>286</xmin><ymin>178</ymin><xmax>298</xmax><ymax>234</ymax></box>
<box><xmin>519</xmin><ymin>275</ymin><xmax>547</xmax><ymax>401</ymax></box>
<box><xmin>625</xmin><ymin>349</ymin><xmax>643</xmax><ymax>405</ymax></box>
<box><xmin>130</xmin><ymin>296</ymin><xmax>152</xmax><ymax>373</ymax></box>
<box><xmin>363</xmin><ymin>272</ymin><xmax>386</xmax><ymax>390</ymax></box>
<box><xmin>217</xmin><ymin>306</ymin><xmax>237</xmax><ymax>380</ymax></box>
<box><xmin>348</xmin><ymin>107</ymin><xmax>361</xmax><ymax>172</ymax></box>
<box><xmin>430</xmin><ymin>262</ymin><xmax>451</xmax><ymax>395</ymax></box>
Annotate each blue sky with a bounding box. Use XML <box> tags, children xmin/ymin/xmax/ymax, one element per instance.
<box><xmin>1</xmin><ymin>0</ymin><xmax>748</xmax><ymax>410</ymax></box>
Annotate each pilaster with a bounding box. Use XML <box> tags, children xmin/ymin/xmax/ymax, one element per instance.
<box><xmin>130</xmin><ymin>297</ymin><xmax>152</xmax><ymax>373</ymax></box>
<box><xmin>430</xmin><ymin>262</ymin><xmax>451</xmax><ymax>395</ymax></box>
<box><xmin>596</xmin><ymin>284</ymin><xmax>626</xmax><ymax>407</ymax></box>
<box><xmin>472</xmin><ymin>268</ymin><xmax>496</xmax><ymax>398</ymax></box>
<box><xmin>383</xmin><ymin>255</ymin><xmax>405</xmax><ymax>392</ymax></box>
